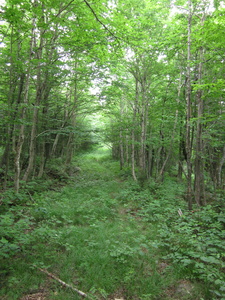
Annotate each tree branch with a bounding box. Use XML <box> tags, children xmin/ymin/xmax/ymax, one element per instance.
<box><xmin>34</xmin><ymin>266</ymin><xmax>89</xmax><ymax>298</ymax></box>
<box><xmin>54</xmin><ymin>0</ymin><xmax>75</xmax><ymax>19</ymax></box>
<box><xmin>83</xmin><ymin>0</ymin><xmax>117</xmax><ymax>39</ymax></box>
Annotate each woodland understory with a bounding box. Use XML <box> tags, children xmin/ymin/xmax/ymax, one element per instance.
<box><xmin>1</xmin><ymin>147</ymin><xmax>225</xmax><ymax>299</ymax></box>
<box><xmin>0</xmin><ymin>0</ymin><xmax>225</xmax><ymax>299</ymax></box>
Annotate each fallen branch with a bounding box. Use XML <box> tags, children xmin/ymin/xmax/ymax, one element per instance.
<box><xmin>34</xmin><ymin>265</ymin><xmax>88</xmax><ymax>298</ymax></box>
<box><xmin>178</xmin><ymin>208</ymin><xmax>183</xmax><ymax>217</ymax></box>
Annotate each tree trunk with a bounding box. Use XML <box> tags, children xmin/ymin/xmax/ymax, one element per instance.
<box><xmin>186</xmin><ymin>0</ymin><xmax>193</xmax><ymax>210</ymax></box>
<box><xmin>139</xmin><ymin>96</ymin><xmax>148</xmax><ymax>174</ymax></box>
<box><xmin>37</xmin><ymin>25</ymin><xmax>59</xmax><ymax>177</ymax></box>
<box><xmin>14</xmin><ymin>21</ymin><xmax>35</xmax><ymax>191</ymax></box>
<box><xmin>194</xmin><ymin>46</ymin><xmax>206</xmax><ymax>206</ymax></box>
<box><xmin>119</xmin><ymin>99</ymin><xmax>125</xmax><ymax>170</ymax></box>
<box><xmin>217</xmin><ymin>144</ymin><xmax>225</xmax><ymax>188</ymax></box>
<box><xmin>158</xmin><ymin>109</ymin><xmax>178</xmax><ymax>179</ymax></box>
<box><xmin>125</xmin><ymin>130</ymin><xmax>130</xmax><ymax>166</ymax></box>
<box><xmin>119</xmin><ymin>130</ymin><xmax>124</xmax><ymax>170</ymax></box>
<box><xmin>131</xmin><ymin>78</ymin><xmax>138</xmax><ymax>181</ymax></box>
<box><xmin>23</xmin><ymin>17</ymin><xmax>44</xmax><ymax>182</ymax></box>
<box><xmin>65</xmin><ymin>62</ymin><xmax>78</xmax><ymax>166</ymax></box>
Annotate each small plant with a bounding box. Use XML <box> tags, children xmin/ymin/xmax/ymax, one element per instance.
<box><xmin>159</xmin><ymin>205</ymin><xmax>225</xmax><ymax>298</ymax></box>
<box><xmin>0</xmin><ymin>210</ymin><xmax>34</xmax><ymax>260</ymax></box>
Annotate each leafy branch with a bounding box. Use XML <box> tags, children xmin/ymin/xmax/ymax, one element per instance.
<box><xmin>83</xmin><ymin>0</ymin><xmax>117</xmax><ymax>40</ymax></box>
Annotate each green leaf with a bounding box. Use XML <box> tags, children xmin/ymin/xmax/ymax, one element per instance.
<box><xmin>200</xmin><ymin>256</ymin><xmax>220</xmax><ymax>264</ymax></box>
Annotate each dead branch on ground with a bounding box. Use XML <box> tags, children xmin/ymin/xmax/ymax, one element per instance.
<box><xmin>34</xmin><ymin>265</ymin><xmax>89</xmax><ymax>298</ymax></box>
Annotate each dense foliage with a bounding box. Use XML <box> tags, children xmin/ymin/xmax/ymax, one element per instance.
<box><xmin>0</xmin><ymin>149</ymin><xmax>225</xmax><ymax>299</ymax></box>
<box><xmin>0</xmin><ymin>0</ymin><xmax>225</xmax><ymax>298</ymax></box>
<box><xmin>0</xmin><ymin>0</ymin><xmax>224</xmax><ymax>203</ymax></box>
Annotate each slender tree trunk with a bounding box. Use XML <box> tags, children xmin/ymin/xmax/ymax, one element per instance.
<box><xmin>217</xmin><ymin>144</ymin><xmax>225</xmax><ymax>188</ymax></box>
<box><xmin>194</xmin><ymin>46</ymin><xmax>206</xmax><ymax>206</ymax></box>
<box><xmin>3</xmin><ymin>29</ymin><xmax>15</xmax><ymax>189</ymax></box>
<box><xmin>139</xmin><ymin>96</ymin><xmax>148</xmax><ymax>174</ymax></box>
<box><xmin>157</xmin><ymin>128</ymin><xmax>165</xmax><ymax>180</ymax></box>
<box><xmin>23</xmin><ymin>104</ymin><xmax>40</xmax><ymax>181</ymax></box>
<box><xmin>158</xmin><ymin>109</ymin><xmax>178</xmax><ymax>179</ymax></box>
<box><xmin>125</xmin><ymin>129</ymin><xmax>129</xmax><ymax>166</ymax></box>
<box><xmin>38</xmin><ymin>25</ymin><xmax>59</xmax><ymax>177</ymax></box>
<box><xmin>23</xmin><ymin>19</ymin><xmax>44</xmax><ymax>182</ymax></box>
<box><xmin>38</xmin><ymin>141</ymin><xmax>45</xmax><ymax>178</ymax></box>
<box><xmin>138</xmin><ymin>71</ymin><xmax>150</xmax><ymax>177</ymax></box>
<box><xmin>51</xmin><ymin>131</ymin><xmax>62</xmax><ymax>157</ymax></box>
<box><xmin>51</xmin><ymin>112</ymin><xmax>72</xmax><ymax>157</ymax></box>
<box><xmin>65</xmin><ymin>63</ymin><xmax>78</xmax><ymax>166</ymax></box>
<box><xmin>14</xmin><ymin>22</ymin><xmax>35</xmax><ymax>191</ymax></box>
<box><xmin>147</xmin><ymin>147</ymin><xmax>154</xmax><ymax>178</ymax></box>
<box><xmin>175</xmin><ymin>69</ymin><xmax>184</xmax><ymax>181</ymax></box>
<box><xmin>178</xmin><ymin>131</ymin><xmax>185</xmax><ymax>181</ymax></box>
<box><xmin>131</xmin><ymin>130</ymin><xmax>137</xmax><ymax>181</ymax></box>
<box><xmin>119</xmin><ymin>130</ymin><xmax>124</xmax><ymax>170</ymax></box>
<box><xmin>131</xmin><ymin>79</ymin><xmax>138</xmax><ymax>181</ymax></box>
<box><xmin>119</xmin><ymin>99</ymin><xmax>125</xmax><ymax>170</ymax></box>
<box><xmin>186</xmin><ymin>0</ymin><xmax>193</xmax><ymax>210</ymax></box>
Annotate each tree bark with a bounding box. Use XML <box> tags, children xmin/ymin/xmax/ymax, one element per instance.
<box><xmin>131</xmin><ymin>78</ymin><xmax>138</xmax><ymax>181</ymax></box>
<box><xmin>139</xmin><ymin>91</ymin><xmax>148</xmax><ymax>174</ymax></box>
<box><xmin>65</xmin><ymin>62</ymin><xmax>79</xmax><ymax>166</ymax></box>
<box><xmin>23</xmin><ymin>10</ymin><xmax>44</xmax><ymax>182</ymax></box>
<box><xmin>194</xmin><ymin>46</ymin><xmax>206</xmax><ymax>206</ymax></box>
<box><xmin>119</xmin><ymin>99</ymin><xmax>125</xmax><ymax>170</ymax></box>
<box><xmin>186</xmin><ymin>0</ymin><xmax>193</xmax><ymax>210</ymax></box>
<box><xmin>14</xmin><ymin>21</ymin><xmax>35</xmax><ymax>191</ymax></box>
<box><xmin>217</xmin><ymin>144</ymin><xmax>225</xmax><ymax>188</ymax></box>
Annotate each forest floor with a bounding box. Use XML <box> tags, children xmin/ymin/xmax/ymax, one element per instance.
<box><xmin>1</xmin><ymin>147</ymin><xmax>223</xmax><ymax>299</ymax></box>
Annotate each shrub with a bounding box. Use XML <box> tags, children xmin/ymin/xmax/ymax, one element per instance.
<box><xmin>159</xmin><ymin>205</ymin><xmax>225</xmax><ymax>298</ymax></box>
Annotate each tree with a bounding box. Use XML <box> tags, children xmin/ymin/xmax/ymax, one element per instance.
<box><xmin>0</xmin><ymin>0</ymin><xmax>116</xmax><ymax>190</ymax></box>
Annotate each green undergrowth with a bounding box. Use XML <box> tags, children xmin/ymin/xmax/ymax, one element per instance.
<box><xmin>1</xmin><ymin>147</ymin><xmax>225</xmax><ymax>299</ymax></box>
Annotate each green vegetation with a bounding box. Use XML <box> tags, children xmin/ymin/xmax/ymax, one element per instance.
<box><xmin>1</xmin><ymin>148</ymin><xmax>225</xmax><ymax>299</ymax></box>
<box><xmin>1</xmin><ymin>0</ymin><xmax>225</xmax><ymax>298</ymax></box>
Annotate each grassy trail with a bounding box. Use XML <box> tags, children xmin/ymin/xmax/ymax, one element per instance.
<box><xmin>1</xmin><ymin>147</ymin><xmax>204</xmax><ymax>299</ymax></box>
<box><xmin>45</xmin><ymin>147</ymin><xmax>168</xmax><ymax>299</ymax></box>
